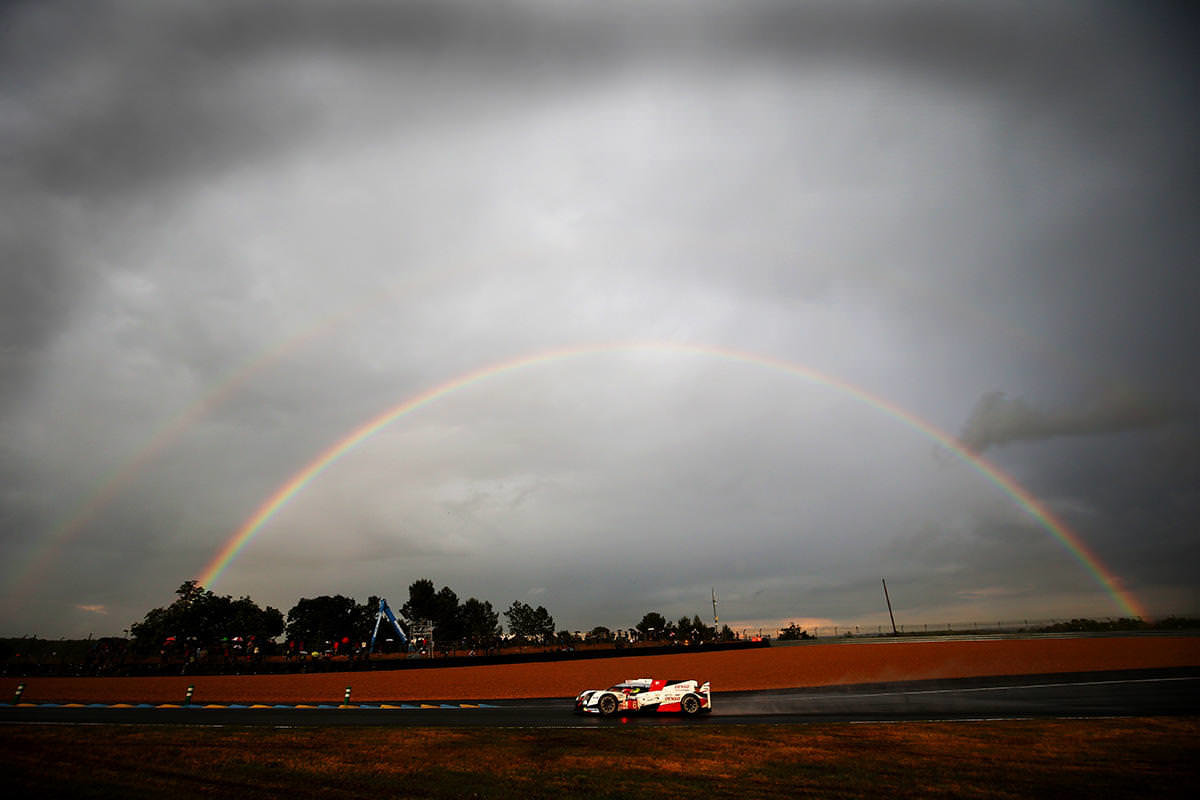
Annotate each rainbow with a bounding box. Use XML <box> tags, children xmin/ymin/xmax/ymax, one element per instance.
<box><xmin>1</xmin><ymin>313</ymin><xmax>350</xmax><ymax>611</ymax></box>
<box><xmin>195</xmin><ymin>341</ymin><xmax>1148</xmax><ymax>620</ymax></box>
<box><xmin>0</xmin><ymin>285</ymin><xmax>414</xmax><ymax>612</ymax></box>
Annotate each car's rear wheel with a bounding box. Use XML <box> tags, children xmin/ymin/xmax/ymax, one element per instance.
<box><xmin>598</xmin><ymin>694</ymin><xmax>619</xmax><ymax>716</ymax></box>
<box><xmin>680</xmin><ymin>694</ymin><xmax>701</xmax><ymax>716</ymax></box>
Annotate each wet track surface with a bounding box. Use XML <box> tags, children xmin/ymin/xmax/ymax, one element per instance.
<box><xmin>2</xmin><ymin>667</ymin><xmax>1196</xmax><ymax>728</ymax></box>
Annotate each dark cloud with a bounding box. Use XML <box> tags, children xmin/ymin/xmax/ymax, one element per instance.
<box><xmin>1</xmin><ymin>0</ymin><xmax>628</xmax><ymax>199</ymax></box>
<box><xmin>6</xmin><ymin>1</ymin><xmax>1195</xmax><ymax>198</ymax></box>
<box><xmin>2</xmin><ymin>1</ymin><xmax>1197</xmax><ymax>636</ymax></box>
<box><xmin>0</xmin><ymin>213</ymin><xmax>69</xmax><ymax>411</ymax></box>
<box><xmin>1011</xmin><ymin>424</ymin><xmax>1200</xmax><ymax>592</ymax></box>
<box><xmin>959</xmin><ymin>388</ymin><xmax>1191</xmax><ymax>454</ymax></box>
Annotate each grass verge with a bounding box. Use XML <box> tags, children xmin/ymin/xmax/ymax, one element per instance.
<box><xmin>2</xmin><ymin>718</ymin><xmax>1197</xmax><ymax>798</ymax></box>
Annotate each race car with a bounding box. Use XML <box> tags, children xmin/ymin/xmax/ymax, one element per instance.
<box><xmin>575</xmin><ymin>677</ymin><xmax>712</xmax><ymax>716</ymax></box>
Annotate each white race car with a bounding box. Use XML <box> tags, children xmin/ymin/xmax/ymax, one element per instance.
<box><xmin>575</xmin><ymin>677</ymin><xmax>712</xmax><ymax>716</ymax></box>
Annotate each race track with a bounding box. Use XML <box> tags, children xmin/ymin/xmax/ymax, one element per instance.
<box><xmin>2</xmin><ymin>667</ymin><xmax>1196</xmax><ymax>728</ymax></box>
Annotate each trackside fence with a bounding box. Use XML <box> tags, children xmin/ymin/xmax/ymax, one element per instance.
<box><xmin>782</xmin><ymin>618</ymin><xmax>1185</xmax><ymax>640</ymax></box>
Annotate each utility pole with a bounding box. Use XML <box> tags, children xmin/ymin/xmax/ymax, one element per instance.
<box><xmin>882</xmin><ymin>578</ymin><xmax>898</xmax><ymax>635</ymax></box>
<box><xmin>711</xmin><ymin>588</ymin><xmax>719</xmax><ymax>627</ymax></box>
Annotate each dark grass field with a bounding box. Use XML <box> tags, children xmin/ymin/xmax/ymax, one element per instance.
<box><xmin>3</xmin><ymin>718</ymin><xmax>1198</xmax><ymax>799</ymax></box>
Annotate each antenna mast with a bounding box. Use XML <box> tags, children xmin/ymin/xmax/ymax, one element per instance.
<box><xmin>882</xmin><ymin>578</ymin><xmax>898</xmax><ymax>636</ymax></box>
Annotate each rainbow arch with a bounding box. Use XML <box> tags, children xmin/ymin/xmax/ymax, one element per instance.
<box><xmin>195</xmin><ymin>341</ymin><xmax>1147</xmax><ymax>619</ymax></box>
<box><xmin>2</xmin><ymin>299</ymin><xmax>371</xmax><ymax>611</ymax></box>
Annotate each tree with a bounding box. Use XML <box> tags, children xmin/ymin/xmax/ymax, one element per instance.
<box><xmin>777</xmin><ymin>623</ymin><xmax>812</xmax><ymax>641</ymax></box>
<box><xmin>685</xmin><ymin>614</ymin><xmax>715</xmax><ymax>643</ymax></box>
<box><xmin>636</xmin><ymin>612</ymin><xmax>667</xmax><ymax>641</ymax></box>
<box><xmin>504</xmin><ymin>601</ymin><xmax>555</xmax><ymax>643</ymax></box>
<box><xmin>401</xmin><ymin>579</ymin><xmax>462</xmax><ymax>644</ymax></box>
<box><xmin>530</xmin><ymin>605</ymin><xmax>555</xmax><ymax>643</ymax></box>
<box><xmin>586</xmin><ymin>626</ymin><xmax>612</xmax><ymax>643</ymax></box>
<box><xmin>504</xmin><ymin>601</ymin><xmax>534</xmax><ymax>640</ymax></box>
<box><xmin>459</xmin><ymin>598</ymin><xmax>501</xmax><ymax>648</ymax></box>
<box><xmin>433</xmin><ymin>585</ymin><xmax>462</xmax><ymax>643</ymax></box>
<box><xmin>229</xmin><ymin>596</ymin><xmax>286</xmax><ymax>644</ymax></box>
<box><xmin>130</xmin><ymin>581</ymin><xmax>283</xmax><ymax>654</ymax></box>
<box><xmin>285</xmin><ymin>595</ymin><xmax>376</xmax><ymax>649</ymax></box>
<box><xmin>401</xmin><ymin>579</ymin><xmax>438</xmax><ymax>623</ymax></box>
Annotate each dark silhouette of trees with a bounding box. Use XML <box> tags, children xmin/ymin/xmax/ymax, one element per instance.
<box><xmin>636</xmin><ymin>612</ymin><xmax>667</xmax><ymax>640</ymax></box>
<box><xmin>130</xmin><ymin>581</ymin><xmax>283</xmax><ymax>654</ymax></box>
<box><xmin>504</xmin><ymin>600</ymin><xmax>555</xmax><ymax>643</ymax></box>
<box><xmin>128</xmin><ymin>578</ymin><xmax>755</xmax><ymax>665</ymax></box>
<box><xmin>400</xmin><ymin>579</ymin><xmax>438</xmax><ymax>623</ymax></box>
<box><xmin>586</xmin><ymin>626</ymin><xmax>613</xmax><ymax>643</ymax></box>
<box><xmin>673</xmin><ymin>614</ymin><xmax>716</xmax><ymax>643</ymax></box>
<box><xmin>401</xmin><ymin>579</ymin><xmax>464</xmax><ymax>644</ymax></box>
<box><xmin>459</xmin><ymin>597</ymin><xmax>502</xmax><ymax>648</ymax></box>
<box><xmin>433</xmin><ymin>586</ymin><xmax>463</xmax><ymax>642</ymax></box>
<box><xmin>777</xmin><ymin>623</ymin><xmax>812</xmax><ymax>641</ymax></box>
<box><xmin>285</xmin><ymin>594</ymin><xmax>378</xmax><ymax>650</ymax></box>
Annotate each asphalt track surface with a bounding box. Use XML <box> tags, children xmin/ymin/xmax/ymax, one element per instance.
<box><xmin>2</xmin><ymin>667</ymin><xmax>1197</xmax><ymax>728</ymax></box>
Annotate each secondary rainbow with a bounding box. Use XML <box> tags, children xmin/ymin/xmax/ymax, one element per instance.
<box><xmin>0</xmin><ymin>304</ymin><xmax>361</xmax><ymax>613</ymax></box>
<box><xmin>195</xmin><ymin>341</ymin><xmax>1148</xmax><ymax>620</ymax></box>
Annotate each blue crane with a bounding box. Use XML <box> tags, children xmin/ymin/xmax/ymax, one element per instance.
<box><xmin>369</xmin><ymin>598</ymin><xmax>409</xmax><ymax>654</ymax></box>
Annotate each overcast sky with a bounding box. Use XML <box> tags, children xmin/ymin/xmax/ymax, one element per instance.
<box><xmin>2</xmin><ymin>1</ymin><xmax>1196</xmax><ymax>639</ymax></box>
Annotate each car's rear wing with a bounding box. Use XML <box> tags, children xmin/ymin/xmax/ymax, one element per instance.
<box><xmin>700</xmin><ymin>680</ymin><xmax>711</xmax><ymax>707</ymax></box>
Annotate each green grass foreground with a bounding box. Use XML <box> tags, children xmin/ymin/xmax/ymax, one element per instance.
<box><xmin>3</xmin><ymin>718</ymin><xmax>1197</xmax><ymax>798</ymax></box>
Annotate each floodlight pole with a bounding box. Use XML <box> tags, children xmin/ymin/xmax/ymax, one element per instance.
<box><xmin>712</xmin><ymin>588</ymin><xmax>719</xmax><ymax>627</ymax></box>
<box><xmin>882</xmin><ymin>578</ymin><xmax>898</xmax><ymax>635</ymax></box>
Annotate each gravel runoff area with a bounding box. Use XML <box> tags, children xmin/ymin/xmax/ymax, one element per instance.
<box><xmin>3</xmin><ymin>635</ymin><xmax>1198</xmax><ymax>705</ymax></box>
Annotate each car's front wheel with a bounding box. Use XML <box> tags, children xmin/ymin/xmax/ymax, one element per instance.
<box><xmin>598</xmin><ymin>693</ymin><xmax>619</xmax><ymax>716</ymax></box>
<box><xmin>680</xmin><ymin>694</ymin><xmax>701</xmax><ymax>716</ymax></box>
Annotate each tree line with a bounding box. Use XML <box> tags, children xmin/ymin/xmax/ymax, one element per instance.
<box><xmin>129</xmin><ymin>579</ymin><xmax>738</xmax><ymax>656</ymax></box>
<box><xmin>129</xmin><ymin>580</ymin><xmax>526</xmax><ymax>655</ymax></box>
<box><xmin>629</xmin><ymin>611</ymin><xmax>734</xmax><ymax>644</ymax></box>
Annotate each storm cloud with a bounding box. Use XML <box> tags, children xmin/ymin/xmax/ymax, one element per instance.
<box><xmin>959</xmin><ymin>388</ymin><xmax>1190</xmax><ymax>454</ymax></box>
<box><xmin>1</xmin><ymin>1</ymin><xmax>1196</xmax><ymax>637</ymax></box>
